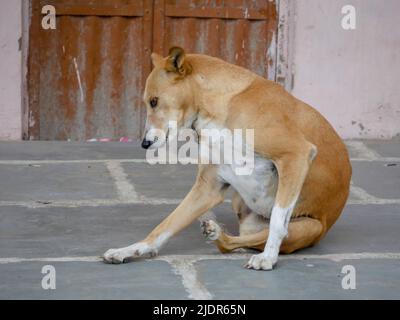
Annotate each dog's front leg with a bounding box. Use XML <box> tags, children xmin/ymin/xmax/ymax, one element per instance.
<box><xmin>103</xmin><ymin>166</ymin><xmax>225</xmax><ymax>264</ymax></box>
<box><xmin>245</xmin><ymin>142</ymin><xmax>317</xmax><ymax>271</ymax></box>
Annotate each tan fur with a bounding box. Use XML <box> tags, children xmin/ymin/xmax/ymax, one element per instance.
<box><xmin>107</xmin><ymin>47</ymin><xmax>351</xmax><ymax>265</ymax></box>
<box><xmin>212</xmin><ymin>217</ymin><xmax>324</xmax><ymax>254</ymax></box>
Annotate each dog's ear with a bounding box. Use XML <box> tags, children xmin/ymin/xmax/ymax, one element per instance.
<box><xmin>151</xmin><ymin>53</ymin><xmax>163</xmax><ymax>68</ymax></box>
<box><xmin>165</xmin><ymin>46</ymin><xmax>192</xmax><ymax>77</ymax></box>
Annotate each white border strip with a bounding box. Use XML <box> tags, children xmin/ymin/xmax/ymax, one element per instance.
<box><xmin>0</xmin><ymin>157</ymin><xmax>398</xmax><ymax>165</ymax></box>
<box><xmin>346</xmin><ymin>141</ymin><xmax>381</xmax><ymax>160</ymax></box>
<box><xmin>166</xmin><ymin>258</ymin><xmax>212</xmax><ymax>300</ymax></box>
<box><xmin>1</xmin><ymin>197</ymin><xmax>399</xmax><ymax>208</ymax></box>
<box><xmin>1</xmin><ymin>252</ymin><xmax>400</xmax><ymax>265</ymax></box>
<box><xmin>0</xmin><ymin>159</ymin><xmax>148</xmax><ymax>165</ymax></box>
<box><xmin>106</xmin><ymin>161</ymin><xmax>141</xmax><ymax>201</ymax></box>
<box><xmin>0</xmin><ymin>198</ymin><xmax>183</xmax><ymax>208</ymax></box>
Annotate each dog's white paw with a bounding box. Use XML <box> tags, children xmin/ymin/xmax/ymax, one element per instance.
<box><xmin>244</xmin><ymin>253</ymin><xmax>277</xmax><ymax>271</ymax></box>
<box><xmin>103</xmin><ymin>248</ymin><xmax>132</xmax><ymax>264</ymax></box>
<box><xmin>103</xmin><ymin>242</ymin><xmax>156</xmax><ymax>264</ymax></box>
<box><xmin>201</xmin><ymin>220</ymin><xmax>221</xmax><ymax>241</ymax></box>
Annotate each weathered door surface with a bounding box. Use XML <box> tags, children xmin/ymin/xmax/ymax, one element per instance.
<box><xmin>154</xmin><ymin>0</ymin><xmax>277</xmax><ymax>78</ymax></box>
<box><xmin>28</xmin><ymin>0</ymin><xmax>153</xmax><ymax>141</ymax></box>
<box><xmin>27</xmin><ymin>0</ymin><xmax>277</xmax><ymax>140</ymax></box>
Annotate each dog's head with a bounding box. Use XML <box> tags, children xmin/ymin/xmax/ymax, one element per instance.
<box><xmin>142</xmin><ymin>47</ymin><xmax>196</xmax><ymax>149</ymax></box>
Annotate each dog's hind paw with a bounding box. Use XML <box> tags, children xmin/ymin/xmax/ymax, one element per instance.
<box><xmin>201</xmin><ymin>220</ymin><xmax>221</xmax><ymax>241</ymax></box>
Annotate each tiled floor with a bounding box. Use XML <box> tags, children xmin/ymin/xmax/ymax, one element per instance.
<box><xmin>0</xmin><ymin>141</ymin><xmax>399</xmax><ymax>299</ymax></box>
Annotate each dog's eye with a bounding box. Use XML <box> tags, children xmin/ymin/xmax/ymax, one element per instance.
<box><xmin>150</xmin><ymin>97</ymin><xmax>158</xmax><ymax>108</ymax></box>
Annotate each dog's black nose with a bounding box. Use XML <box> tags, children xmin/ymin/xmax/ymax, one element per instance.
<box><xmin>141</xmin><ymin>139</ymin><xmax>154</xmax><ymax>149</ymax></box>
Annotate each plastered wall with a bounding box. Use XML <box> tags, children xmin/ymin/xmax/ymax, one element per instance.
<box><xmin>0</xmin><ymin>0</ymin><xmax>22</xmax><ymax>140</ymax></box>
<box><xmin>291</xmin><ymin>0</ymin><xmax>400</xmax><ymax>139</ymax></box>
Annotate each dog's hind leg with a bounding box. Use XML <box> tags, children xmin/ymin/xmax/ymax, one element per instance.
<box><xmin>279</xmin><ymin>217</ymin><xmax>324</xmax><ymax>253</ymax></box>
<box><xmin>202</xmin><ymin>191</ymin><xmax>268</xmax><ymax>253</ymax></box>
<box><xmin>202</xmin><ymin>217</ymin><xmax>323</xmax><ymax>254</ymax></box>
<box><xmin>231</xmin><ymin>191</ymin><xmax>267</xmax><ymax>235</ymax></box>
<box><xmin>202</xmin><ymin>219</ymin><xmax>266</xmax><ymax>252</ymax></box>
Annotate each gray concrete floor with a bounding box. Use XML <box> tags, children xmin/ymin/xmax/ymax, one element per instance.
<box><xmin>0</xmin><ymin>140</ymin><xmax>399</xmax><ymax>299</ymax></box>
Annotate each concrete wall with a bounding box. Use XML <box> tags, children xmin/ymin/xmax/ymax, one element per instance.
<box><xmin>0</xmin><ymin>0</ymin><xmax>22</xmax><ymax>140</ymax></box>
<box><xmin>291</xmin><ymin>0</ymin><xmax>400</xmax><ymax>139</ymax></box>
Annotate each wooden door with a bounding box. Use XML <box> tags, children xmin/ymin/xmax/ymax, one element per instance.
<box><xmin>154</xmin><ymin>0</ymin><xmax>278</xmax><ymax>79</ymax></box>
<box><xmin>28</xmin><ymin>0</ymin><xmax>153</xmax><ymax>140</ymax></box>
<box><xmin>27</xmin><ymin>0</ymin><xmax>277</xmax><ymax>140</ymax></box>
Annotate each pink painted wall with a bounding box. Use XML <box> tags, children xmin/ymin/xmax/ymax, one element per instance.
<box><xmin>0</xmin><ymin>0</ymin><xmax>22</xmax><ymax>140</ymax></box>
<box><xmin>291</xmin><ymin>0</ymin><xmax>400</xmax><ymax>139</ymax></box>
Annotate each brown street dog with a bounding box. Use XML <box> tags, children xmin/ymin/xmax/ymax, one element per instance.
<box><xmin>103</xmin><ymin>47</ymin><xmax>352</xmax><ymax>270</ymax></box>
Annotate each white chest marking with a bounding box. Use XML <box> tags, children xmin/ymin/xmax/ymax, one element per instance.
<box><xmin>218</xmin><ymin>156</ymin><xmax>278</xmax><ymax>217</ymax></box>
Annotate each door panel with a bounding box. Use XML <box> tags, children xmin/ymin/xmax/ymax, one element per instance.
<box><xmin>29</xmin><ymin>0</ymin><xmax>152</xmax><ymax>140</ymax></box>
<box><xmin>154</xmin><ymin>0</ymin><xmax>278</xmax><ymax>78</ymax></box>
